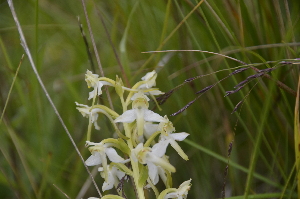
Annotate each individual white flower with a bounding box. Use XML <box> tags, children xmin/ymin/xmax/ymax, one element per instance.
<box><xmin>85</xmin><ymin>70</ymin><xmax>112</xmax><ymax>100</ymax></box>
<box><xmin>75</xmin><ymin>102</ymin><xmax>101</xmax><ymax>130</ymax></box>
<box><xmin>131</xmin><ymin>141</ymin><xmax>175</xmax><ymax>185</ymax></box>
<box><xmin>85</xmin><ymin>141</ymin><xmax>126</xmax><ymax>167</ymax></box>
<box><xmin>114</xmin><ymin>92</ymin><xmax>165</xmax><ymax>136</ymax></box>
<box><xmin>159</xmin><ymin>116</ymin><xmax>189</xmax><ymax>160</ymax></box>
<box><xmin>138</xmin><ymin>70</ymin><xmax>164</xmax><ymax>96</ymax></box>
<box><xmin>164</xmin><ymin>179</ymin><xmax>192</xmax><ymax>199</ymax></box>
<box><xmin>98</xmin><ymin>165</ymin><xmax>126</xmax><ymax>191</ymax></box>
<box><xmin>139</xmin><ymin>70</ymin><xmax>157</xmax><ymax>89</ymax></box>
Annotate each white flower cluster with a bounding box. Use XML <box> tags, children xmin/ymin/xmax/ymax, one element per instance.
<box><xmin>76</xmin><ymin>70</ymin><xmax>191</xmax><ymax>199</ymax></box>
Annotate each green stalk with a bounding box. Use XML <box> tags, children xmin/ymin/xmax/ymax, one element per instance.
<box><xmin>294</xmin><ymin>75</ymin><xmax>300</xmax><ymax>199</ymax></box>
<box><xmin>243</xmin><ymin>77</ymin><xmax>278</xmax><ymax>198</ymax></box>
<box><xmin>123</xmin><ymin>123</ymin><xmax>145</xmax><ymax>199</ymax></box>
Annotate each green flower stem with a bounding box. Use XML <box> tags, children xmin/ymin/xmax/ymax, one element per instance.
<box><xmin>149</xmin><ymin>93</ymin><xmax>162</xmax><ymax>111</ymax></box>
<box><xmin>144</xmin><ymin>131</ymin><xmax>160</xmax><ymax>147</ymax></box>
<box><xmin>125</xmin><ymin>81</ymin><xmax>146</xmax><ymax>105</ymax></box>
<box><xmin>98</xmin><ymin>77</ymin><xmax>116</xmax><ymax>85</ymax></box>
<box><xmin>87</xmin><ymin>118</ymin><xmax>93</xmax><ymax>141</ymax></box>
<box><xmin>96</xmin><ymin>109</ymin><xmax>127</xmax><ymax>140</ymax></box>
<box><xmin>123</xmin><ymin>123</ymin><xmax>145</xmax><ymax>199</ymax></box>
<box><xmin>92</xmin><ymin>105</ymin><xmax>119</xmax><ymax>118</ymax></box>
<box><xmin>147</xmin><ymin>178</ymin><xmax>159</xmax><ymax>198</ymax></box>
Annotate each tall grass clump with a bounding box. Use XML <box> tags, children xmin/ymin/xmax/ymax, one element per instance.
<box><xmin>1</xmin><ymin>0</ymin><xmax>300</xmax><ymax>198</ymax></box>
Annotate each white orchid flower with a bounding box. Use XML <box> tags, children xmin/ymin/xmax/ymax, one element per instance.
<box><xmin>85</xmin><ymin>141</ymin><xmax>127</xmax><ymax>181</ymax></box>
<box><xmin>85</xmin><ymin>70</ymin><xmax>112</xmax><ymax>100</ymax></box>
<box><xmin>98</xmin><ymin>165</ymin><xmax>126</xmax><ymax>192</ymax></box>
<box><xmin>75</xmin><ymin>102</ymin><xmax>101</xmax><ymax>130</ymax></box>
<box><xmin>164</xmin><ymin>179</ymin><xmax>192</xmax><ymax>199</ymax></box>
<box><xmin>131</xmin><ymin>141</ymin><xmax>175</xmax><ymax>185</ymax></box>
<box><xmin>138</xmin><ymin>70</ymin><xmax>164</xmax><ymax>96</ymax></box>
<box><xmin>85</xmin><ymin>141</ymin><xmax>126</xmax><ymax>166</ymax></box>
<box><xmin>115</xmin><ymin>92</ymin><xmax>165</xmax><ymax>136</ymax></box>
<box><xmin>159</xmin><ymin>116</ymin><xmax>189</xmax><ymax>160</ymax></box>
<box><xmin>139</xmin><ymin>70</ymin><xmax>157</xmax><ymax>89</ymax></box>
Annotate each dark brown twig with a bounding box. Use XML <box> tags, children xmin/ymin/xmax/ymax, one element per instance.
<box><xmin>77</xmin><ymin>16</ymin><xmax>96</xmax><ymax>73</ymax></box>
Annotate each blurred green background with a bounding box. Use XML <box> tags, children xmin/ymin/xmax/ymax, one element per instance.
<box><xmin>1</xmin><ymin>0</ymin><xmax>300</xmax><ymax>198</ymax></box>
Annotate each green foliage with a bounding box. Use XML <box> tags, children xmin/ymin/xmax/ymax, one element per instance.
<box><xmin>1</xmin><ymin>0</ymin><xmax>300</xmax><ymax>198</ymax></box>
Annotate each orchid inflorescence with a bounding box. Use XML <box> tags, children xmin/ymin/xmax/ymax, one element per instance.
<box><xmin>76</xmin><ymin>70</ymin><xmax>191</xmax><ymax>199</ymax></box>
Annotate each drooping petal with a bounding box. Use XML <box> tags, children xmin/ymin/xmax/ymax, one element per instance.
<box><xmin>147</xmin><ymin>161</ymin><xmax>159</xmax><ymax>185</ymax></box>
<box><xmin>105</xmin><ymin>147</ymin><xmax>125</xmax><ymax>163</ymax></box>
<box><xmin>88</xmin><ymin>89</ymin><xmax>96</xmax><ymax>100</ymax></box>
<box><xmin>102</xmin><ymin>170</ymin><xmax>115</xmax><ymax>191</ymax></box>
<box><xmin>85</xmin><ymin>152</ymin><xmax>102</xmax><ymax>166</ymax></box>
<box><xmin>95</xmin><ymin>81</ymin><xmax>113</xmax><ymax>97</ymax></box>
<box><xmin>157</xmin><ymin>166</ymin><xmax>167</xmax><ymax>186</ymax></box>
<box><xmin>114</xmin><ymin>110</ymin><xmax>136</xmax><ymax>123</ymax></box>
<box><xmin>144</xmin><ymin>110</ymin><xmax>166</xmax><ymax>123</ymax></box>
<box><xmin>115</xmin><ymin>168</ymin><xmax>126</xmax><ymax>180</ymax></box>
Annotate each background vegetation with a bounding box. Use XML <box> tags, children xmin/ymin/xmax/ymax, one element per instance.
<box><xmin>1</xmin><ymin>0</ymin><xmax>300</xmax><ymax>198</ymax></box>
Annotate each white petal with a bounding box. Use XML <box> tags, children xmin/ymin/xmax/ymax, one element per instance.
<box><xmin>131</xmin><ymin>92</ymin><xmax>150</xmax><ymax>101</ymax></box>
<box><xmin>90</xmin><ymin>108</ymin><xmax>101</xmax><ymax>123</ymax></box>
<box><xmin>147</xmin><ymin>90</ymin><xmax>164</xmax><ymax>96</ymax></box>
<box><xmin>114</xmin><ymin>110</ymin><xmax>136</xmax><ymax>123</ymax></box>
<box><xmin>170</xmin><ymin>132</ymin><xmax>189</xmax><ymax>141</ymax></box>
<box><xmin>114</xmin><ymin>168</ymin><xmax>126</xmax><ymax>180</ymax></box>
<box><xmin>152</xmin><ymin>140</ymin><xmax>169</xmax><ymax>157</ymax></box>
<box><xmin>75</xmin><ymin>102</ymin><xmax>89</xmax><ymax>107</ymax></box>
<box><xmin>144</xmin><ymin>110</ymin><xmax>165</xmax><ymax>122</ymax></box>
<box><xmin>144</xmin><ymin>122</ymin><xmax>159</xmax><ymax>138</ymax></box>
<box><xmin>93</xmin><ymin>121</ymin><xmax>100</xmax><ymax>130</ymax></box>
<box><xmin>102</xmin><ymin>175</ymin><xmax>115</xmax><ymax>191</ymax></box>
<box><xmin>141</xmin><ymin>70</ymin><xmax>156</xmax><ymax>81</ymax></box>
<box><xmin>157</xmin><ymin>166</ymin><xmax>167</xmax><ymax>185</ymax></box>
<box><xmin>96</xmin><ymin>82</ymin><xmax>104</xmax><ymax>96</ymax></box>
<box><xmin>105</xmin><ymin>148</ymin><xmax>125</xmax><ymax>163</ymax></box>
<box><xmin>88</xmin><ymin>89</ymin><xmax>97</xmax><ymax>100</ymax></box>
<box><xmin>147</xmin><ymin>162</ymin><xmax>159</xmax><ymax>185</ymax></box>
<box><xmin>164</xmin><ymin>193</ymin><xmax>177</xmax><ymax>199</ymax></box>
<box><xmin>85</xmin><ymin>152</ymin><xmax>102</xmax><ymax>166</ymax></box>
<box><xmin>177</xmin><ymin>179</ymin><xmax>192</xmax><ymax>196</ymax></box>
